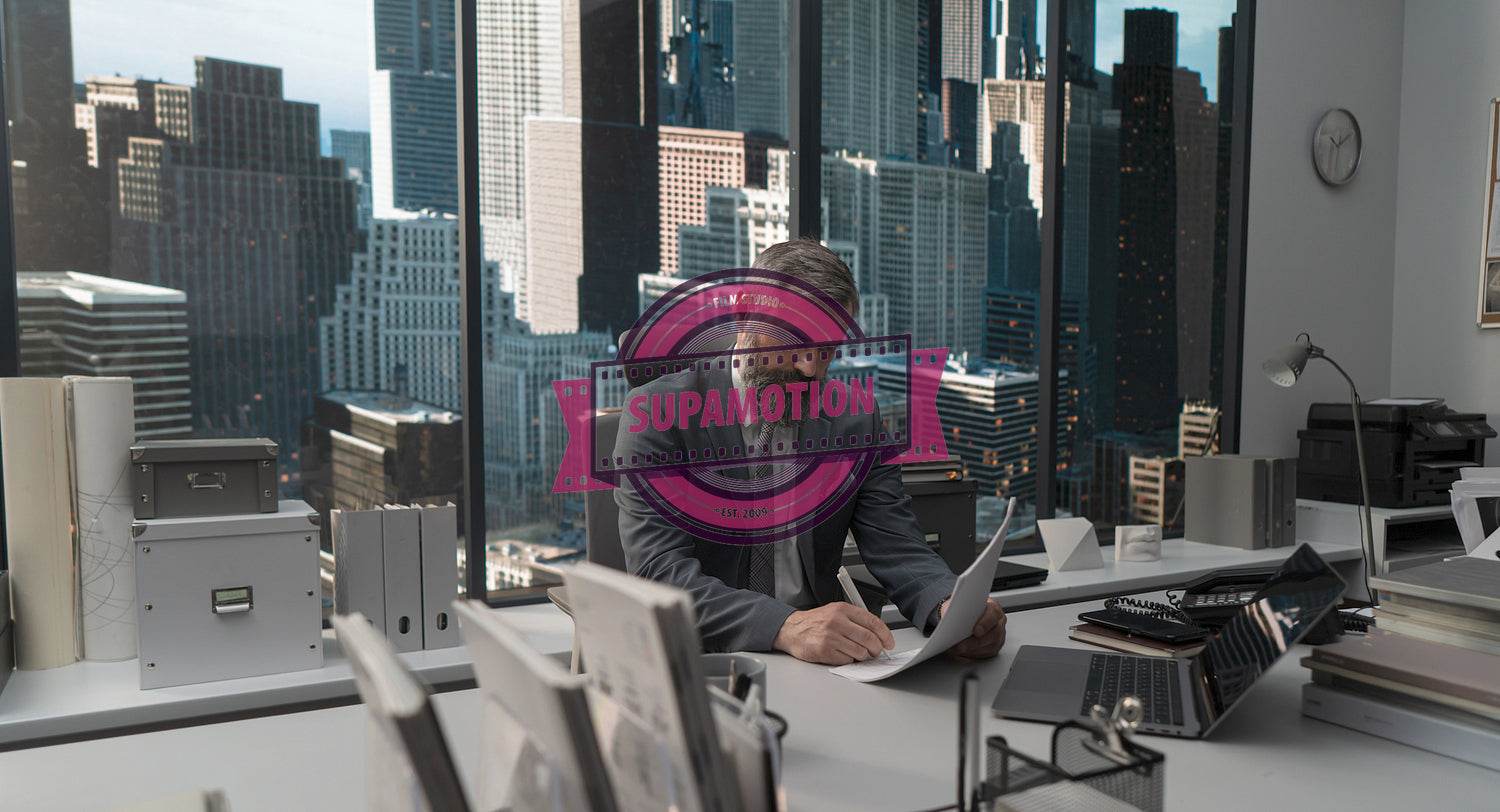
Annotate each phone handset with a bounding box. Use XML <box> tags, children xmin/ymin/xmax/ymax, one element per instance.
<box><xmin>1178</xmin><ymin>566</ymin><xmax>1278</xmax><ymax>622</ymax></box>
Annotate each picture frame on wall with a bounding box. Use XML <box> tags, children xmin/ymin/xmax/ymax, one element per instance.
<box><xmin>1480</xmin><ymin>99</ymin><xmax>1500</xmax><ymax>327</ymax></box>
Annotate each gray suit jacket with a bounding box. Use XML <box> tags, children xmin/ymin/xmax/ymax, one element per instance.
<box><xmin>614</xmin><ymin>360</ymin><xmax>957</xmax><ymax>652</ymax></box>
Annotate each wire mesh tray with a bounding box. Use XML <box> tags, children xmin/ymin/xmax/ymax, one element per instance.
<box><xmin>981</xmin><ymin>721</ymin><xmax>1164</xmax><ymax>811</ymax></box>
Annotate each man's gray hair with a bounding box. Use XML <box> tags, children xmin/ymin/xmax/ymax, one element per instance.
<box><xmin>751</xmin><ymin>237</ymin><xmax>859</xmax><ymax>319</ymax></box>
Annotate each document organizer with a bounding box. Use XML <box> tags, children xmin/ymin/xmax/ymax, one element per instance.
<box><xmin>982</xmin><ymin>723</ymin><xmax>1164</xmax><ymax>812</ymax></box>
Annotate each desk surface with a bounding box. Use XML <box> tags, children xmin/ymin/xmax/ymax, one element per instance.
<box><xmin>1</xmin><ymin>598</ymin><xmax>1493</xmax><ymax>811</ymax></box>
<box><xmin>0</xmin><ymin>540</ymin><xmax>1363</xmax><ymax>750</ymax></box>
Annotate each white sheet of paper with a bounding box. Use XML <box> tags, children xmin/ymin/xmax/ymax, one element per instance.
<box><xmin>830</xmin><ymin>497</ymin><xmax>1016</xmax><ymax>683</ymax></box>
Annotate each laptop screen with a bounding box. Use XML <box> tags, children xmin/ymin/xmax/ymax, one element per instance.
<box><xmin>1190</xmin><ymin>544</ymin><xmax>1346</xmax><ymax>734</ymax></box>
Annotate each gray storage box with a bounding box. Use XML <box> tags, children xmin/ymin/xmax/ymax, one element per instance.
<box><xmin>130</xmin><ymin>438</ymin><xmax>279</xmax><ymax>519</ymax></box>
<box><xmin>1185</xmin><ymin>454</ymin><xmax>1297</xmax><ymax>550</ymax></box>
<box><xmin>133</xmin><ymin>500</ymin><xmax>323</xmax><ymax>688</ymax></box>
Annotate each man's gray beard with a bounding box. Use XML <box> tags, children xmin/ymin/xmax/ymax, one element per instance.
<box><xmin>741</xmin><ymin>365</ymin><xmax>815</xmax><ymax>428</ymax></box>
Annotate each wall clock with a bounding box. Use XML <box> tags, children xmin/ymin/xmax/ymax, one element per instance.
<box><xmin>1312</xmin><ymin>108</ymin><xmax>1362</xmax><ymax>186</ymax></box>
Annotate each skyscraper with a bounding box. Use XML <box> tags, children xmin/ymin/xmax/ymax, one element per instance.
<box><xmin>733</xmin><ymin>0</ymin><xmax>788</xmax><ymax>138</ymax></box>
<box><xmin>1109</xmin><ymin>9</ymin><xmax>1218</xmax><ymax>434</ymax></box>
<box><xmin>108</xmin><ymin>57</ymin><xmax>361</xmax><ymax>484</ymax></box>
<box><xmin>476</xmin><ymin>0</ymin><xmax>566</xmax><ymax>281</ymax></box>
<box><xmin>657</xmin><ymin>126</ymin><xmax>774</xmax><ymax>275</ymax></box>
<box><xmin>5</xmin><ymin>0</ymin><xmax>105</xmax><ymax>273</ymax></box>
<box><xmin>941</xmin><ymin>0</ymin><xmax>982</xmax><ymax>169</ymax></box>
<box><xmin>370</xmin><ymin>0</ymin><xmax>458</xmax><ymax>216</ymax></box>
<box><xmin>519</xmin><ymin>0</ymin><xmax>659</xmax><ymax>335</ymax></box>
<box><xmin>822</xmin><ymin>1</ymin><xmax>918</xmax><ymax>161</ymax></box>
<box><xmin>823</xmin><ymin>152</ymin><xmax>988</xmax><ymax>358</ymax></box>
<box><xmin>320</xmin><ymin>214</ymin><xmax>509</xmax><ymax>411</ymax></box>
<box><xmin>17</xmin><ymin>271</ymin><xmax>192</xmax><ymax>439</ymax></box>
<box><xmin>330</xmin><ymin>129</ymin><xmax>374</xmax><ymax>229</ymax></box>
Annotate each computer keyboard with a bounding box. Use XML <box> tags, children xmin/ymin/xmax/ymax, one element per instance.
<box><xmin>1080</xmin><ymin>652</ymin><xmax>1184</xmax><ymax>727</ymax></box>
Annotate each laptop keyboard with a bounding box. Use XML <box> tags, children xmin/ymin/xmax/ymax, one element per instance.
<box><xmin>1081</xmin><ymin>653</ymin><xmax>1184</xmax><ymax>727</ymax></box>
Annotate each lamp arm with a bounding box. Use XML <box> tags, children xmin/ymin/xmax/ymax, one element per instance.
<box><xmin>1317</xmin><ymin>353</ymin><xmax>1379</xmax><ymax>596</ymax></box>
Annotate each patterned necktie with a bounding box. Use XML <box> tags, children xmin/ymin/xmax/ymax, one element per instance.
<box><xmin>745</xmin><ymin>421</ymin><xmax>777</xmax><ymax>595</ymax></box>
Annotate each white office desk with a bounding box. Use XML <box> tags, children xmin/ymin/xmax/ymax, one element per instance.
<box><xmin>0</xmin><ymin>602</ymin><xmax>573</xmax><ymax>751</ymax></box>
<box><xmin>2</xmin><ymin>598</ymin><xmax>1492</xmax><ymax>811</ymax></box>
<box><xmin>0</xmin><ymin>541</ymin><xmax>1362</xmax><ymax>751</ymax></box>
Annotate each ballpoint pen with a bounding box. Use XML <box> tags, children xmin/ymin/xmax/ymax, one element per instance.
<box><xmin>838</xmin><ymin>565</ymin><xmax>892</xmax><ymax>660</ymax></box>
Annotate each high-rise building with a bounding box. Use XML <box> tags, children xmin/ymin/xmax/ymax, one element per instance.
<box><xmin>1063</xmin><ymin>0</ymin><xmax>1097</xmax><ymax>85</ymax></box>
<box><xmin>987</xmin><ymin>121</ymin><xmax>1040</xmax><ymax>291</ymax></box>
<box><xmin>1179</xmin><ymin>401</ymin><xmax>1221</xmax><ymax>457</ymax></box>
<box><xmin>823</xmin><ymin>1</ymin><xmax>918</xmax><ymax>161</ymax></box>
<box><xmin>17</xmin><ymin>271</ymin><xmax>192</xmax><ymax>439</ymax></box>
<box><xmin>370</xmin><ymin>0</ymin><xmax>458</xmax><ymax>217</ymax></box>
<box><xmin>659</xmin><ymin>2</ymin><xmax>734</xmax><ymax>130</ymax></box>
<box><xmin>1128</xmin><ymin>454</ymin><xmax>1182</xmax><ymax>527</ymax></box>
<box><xmin>657</xmin><ymin>127</ymin><xmax>774</xmax><ymax>275</ymax></box>
<box><xmin>878</xmin><ymin>355</ymin><xmax>1068</xmax><ymax>505</ymax></box>
<box><xmin>330</xmin><ymin>129</ymin><xmax>374</xmax><ymax>229</ymax></box>
<box><xmin>823</xmin><ymin>153</ymin><xmax>988</xmax><ymax>358</ymax></box>
<box><xmin>982</xmin><ymin>287</ymin><xmax>1096</xmax><ymax>463</ymax></box>
<box><xmin>488</xmin><ymin>0</ymin><xmax>659</xmax><ymax>335</ymax></box>
<box><xmin>733</xmin><ymin>0</ymin><xmax>788</xmax><ymax>138</ymax></box>
<box><xmin>940</xmin><ymin>1</ymin><xmax>982</xmax><ymax>169</ymax></box>
<box><xmin>5</xmin><ymin>0</ymin><xmax>105</xmax><ymax>274</ymax></box>
<box><xmin>483</xmin><ymin>330</ymin><xmax>614</xmax><ymax>530</ymax></box>
<box><xmin>299</xmin><ymin>391</ymin><xmax>464</xmax><ymax>549</ymax></box>
<box><xmin>108</xmin><ymin>57</ymin><xmax>361</xmax><ymax>485</ymax></box>
<box><xmin>320</xmin><ymin>214</ymin><xmax>510</xmax><ymax>411</ymax></box>
<box><xmin>1110</xmin><ymin>9</ymin><xmax>1218</xmax><ymax>433</ymax></box>
<box><xmin>1001</xmin><ymin>0</ymin><xmax>1039</xmax><ymax>80</ymax></box>
<box><xmin>330</xmin><ymin>130</ymin><xmax>372</xmax><ymax>175</ymax></box>
<box><xmin>676</xmin><ymin>185</ymin><xmax>790</xmax><ymax>279</ymax></box>
<box><xmin>476</xmin><ymin>0</ymin><xmax>566</xmax><ymax>282</ymax></box>
<box><xmin>941</xmin><ymin>0</ymin><xmax>983</xmax><ymax>84</ymax></box>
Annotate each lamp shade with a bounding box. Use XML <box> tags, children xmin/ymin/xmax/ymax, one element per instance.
<box><xmin>1261</xmin><ymin>336</ymin><xmax>1315</xmax><ymax>387</ymax></box>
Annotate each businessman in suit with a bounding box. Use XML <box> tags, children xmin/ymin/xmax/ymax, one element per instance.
<box><xmin>615</xmin><ymin>238</ymin><xmax>1005</xmax><ymax>665</ymax></box>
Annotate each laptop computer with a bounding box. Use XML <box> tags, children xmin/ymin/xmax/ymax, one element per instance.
<box><xmin>992</xmin><ymin>543</ymin><xmax>1345</xmax><ymax>738</ymax></box>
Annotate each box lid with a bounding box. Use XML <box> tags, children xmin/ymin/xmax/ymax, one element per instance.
<box><xmin>132</xmin><ymin>499</ymin><xmax>316</xmax><ymax>542</ymax></box>
<box><xmin>130</xmin><ymin>438</ymin><xmax>279</xmax><ymax>463</ymax></box>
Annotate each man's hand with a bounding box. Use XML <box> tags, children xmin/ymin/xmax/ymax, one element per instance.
<box><xmin>941</xmin><ymin>597</ymin><xmax>1006</xmax><ymax>661</ymax></box>
<box><xmin>773</xmin><ymin>602</ymin><xmax>896</xmax><ymax>665</ymax></box>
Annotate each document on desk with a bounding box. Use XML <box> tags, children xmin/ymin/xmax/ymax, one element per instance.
<box><xmin>830</xmin><ymin>497</ymin><xmax>1015</xmax><ymax>683</ymax></box>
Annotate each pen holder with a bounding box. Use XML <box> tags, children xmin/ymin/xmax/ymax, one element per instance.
<box><xmin>981</xmin><ymin>722</ymin><xmax>1164</xmax><ymax>811</ymax></box>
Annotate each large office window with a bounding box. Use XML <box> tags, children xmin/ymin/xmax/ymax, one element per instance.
<box><xmin>3</xmin><ymin>0</ymin><xmax>466</xmax><ymax>599</ymax></box>
<box><xmin>3</xmin><ymin>0</ymin><xmax>1252</xmax><ymax>592</ymax></box>
<box><xmin>1051</xmin><ymin>0</ymin><xmax>1240</xmax><ymax>538</ymax></box>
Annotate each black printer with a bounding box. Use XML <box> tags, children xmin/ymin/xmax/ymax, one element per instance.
<box><xmin>1297</xmin><ymin>399</ymin><xmax>1495</xmax><ymax>508</ymax></box>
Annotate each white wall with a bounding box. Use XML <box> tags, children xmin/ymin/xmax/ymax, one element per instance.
<box><xmin>1390</xmin><ymin>1</ymin><xmax>1500</xmax><ymax>465</ymax></box>
<box><xmin>1240</xmin><ymin>0</ymin><xmax>1407</xmax><ymax>457</ymax></box>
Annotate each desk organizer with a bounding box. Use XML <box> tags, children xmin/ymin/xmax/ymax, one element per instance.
<box><xmin>982</xmin><ymin>722</ymin><xmax>1164</xmax><ymax>811</ymax></box>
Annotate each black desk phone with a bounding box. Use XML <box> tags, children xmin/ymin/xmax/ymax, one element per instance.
<box><xmin>1177</xmin><ymin>566</ymin><xmax>1278</xmax><ymax>625</ymax></box>
<box><xmin>1100</xmin><ymin>566</ymin><xmax>1278</xmax><ymax>630</ymax></box>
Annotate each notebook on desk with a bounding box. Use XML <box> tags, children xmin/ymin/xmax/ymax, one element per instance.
<box><xmin>992</xmin><ymin>543</ymin><xmax>1345</xmax><ymax>738</ymax></box>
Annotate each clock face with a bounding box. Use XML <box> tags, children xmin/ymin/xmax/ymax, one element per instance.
<box><xmin>1313</xmin><ymin>108</ymin><xmax>1362</xmax><ymax>186</ymax></box>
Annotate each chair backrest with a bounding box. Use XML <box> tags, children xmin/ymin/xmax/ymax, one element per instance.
<box><xmin>585</xmin><ymin>409</ymin><xmax>627</xmax><ymax>571</ymax></box>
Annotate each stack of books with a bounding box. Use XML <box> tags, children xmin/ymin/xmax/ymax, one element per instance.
<box><xmin>1067</xmin><ymin>622</ymin><xmax>1208</xmax><ymax>659</ymax></box>
<box><xmin>1300</xmin><ymin>556</ymin><xmax>1500</xmax><ymax>771</ymax></box>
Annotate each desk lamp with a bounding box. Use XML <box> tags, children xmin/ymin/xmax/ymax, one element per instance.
<box><xmin>1262</xmin><ymin>334</ymin><xmax>1377</xmax><ymax>601</ymax></box>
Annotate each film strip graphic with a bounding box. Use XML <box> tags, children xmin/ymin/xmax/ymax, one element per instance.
<box><xmin>552</xmin><ymin>338</ymin><xmax>948</xmax><ymax>493</ymax></box>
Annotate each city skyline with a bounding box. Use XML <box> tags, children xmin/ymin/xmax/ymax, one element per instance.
<box><xmin>69</xmin><ymin>0</ymin><xmax>1230</xmax><ymax>151</ymax></box>
<box><xmin>13</xmin><ymin>0</ymin><xmax>1242</xmax><ymax>582</ymax></box>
